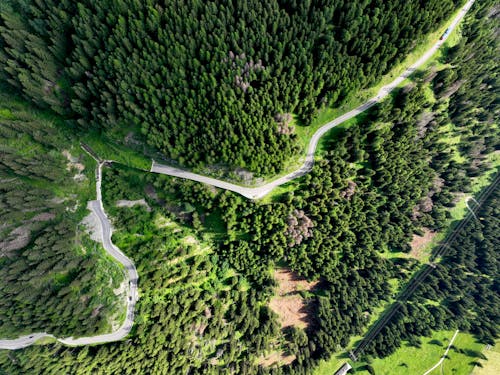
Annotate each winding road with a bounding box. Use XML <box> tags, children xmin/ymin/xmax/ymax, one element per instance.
<box><xmin>152</xmin><ymin>0</ymin><xmax>475</xmax><ymax>200</ymax></box>
<box><xmin>0</xmin><ymin>0</ymin><xmax>475</xmax><ymax>350</ymax></box>
<box><xmin>0</xmin><ymin>161</ymin><xmax>139</xmax><ymax>350</ymax></box>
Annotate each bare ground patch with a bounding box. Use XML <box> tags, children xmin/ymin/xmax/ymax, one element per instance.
<box><xmin>80</xmin><ymin>204</ymin><xmax>102</xmax><ymax>242</ymax></box>
<box><xmin>116</xmin><ymin>199</ymin><xmax>151</xmax><ymax>211</ymax></box>
<box><xmin>0</xmin><ymin>226</ymin><xmax>31</xmax><ymax>255</ymax></box>
<box><xmin>62</xmin><ymin>150</ymin><xmax>86</xmax><ymax>181</ymax></box>
<box><xmin>269</xmin><ymin>295</ymin><xmax>311</xmax><ymax>329</ymax></box>
<box><xmin>274</xmin><ymin>268</ymin><xmax>319</xmax><ymax>295</ymax></box>
<box><xmin>256</xmin><ymin>351</ymin><xmax>296</xmax><ymax>367</ymax></box>
<box><xmin>410</xmin><ymin>228</ymin><xmax>437</xmax><ymax>260</ymax></box>
<box><xmin>269</xmin><ymin>269</ymin><xmax>318</xmax><ymax>330</ymax></box>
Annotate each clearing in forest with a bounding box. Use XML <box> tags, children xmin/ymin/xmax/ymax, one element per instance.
<box><xmin>256</xmin><ymin>351</ymin><xmax>296</xmax><ymax>367</ymax></box>
<box><xmin>269</xmin><ymin>268</ymin><xmax>318</xmax><ymax>329</ymax></box>
<box><xmin>409</xmin><ymin>228</ymin><xmax>437</xmax><ymax>260</ymax></box>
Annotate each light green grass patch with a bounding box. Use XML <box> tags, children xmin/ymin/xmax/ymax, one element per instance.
<box><xmin>473</xmin><ymin>342</ymin><xmax>500</xmax><ymax>375</ymax></box>
<box><xmin>83</xmin><ymin>130</ymin><xmax>151</xmax><ymax>171</ymax></box>
<box><xmin>353</xmin><ymin>330</ymin><xmax>484</xmax><ymax>375</ymax></box>
<box><xmin>314</xmin><ymin>355</ymin><xmax>350</xmax><ymax>375</ymax></box>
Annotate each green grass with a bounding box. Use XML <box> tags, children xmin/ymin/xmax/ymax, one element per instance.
<box><xmin>352</xmin><ymin>330</ymin><xmax>484</xmax><ymax>375</ymax></box>
<box><xmin>33</xmin><ymin>336</ymin><xmax>57</xmax><ymax>346</ymax></box>
<box><xmin>82</xmin><ymin>129</ymin><xmax>151</xmax><ymax>171</ymax></box>
<box><xmin>314</xmin><ymin>355</ymin><xmax>350</xmax><ymax>375</ymax></box>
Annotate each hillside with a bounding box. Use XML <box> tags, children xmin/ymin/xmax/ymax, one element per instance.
<box><xmin>0</xmin><ymin>91</ymin><xmax>125</xmax><ymax>338</ymax></box>
<box><xmin>0</xmin><ymin>0</ymin><xmax>498</xmax><ymax>374</ymax></box>
<box><xmin>0</xmin><ymin>0</ymin><xmax>463</xmax><ymax>175</ymax></box>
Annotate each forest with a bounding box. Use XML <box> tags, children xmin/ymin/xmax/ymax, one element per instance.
<box><xmin>0</xmin><ymin>91</ymin><xmax>125</xmax><ymax>338</ymax></box>
<box><xmin>0</xmin><ymin>0</ymin><xmax>463</xmax><ymax>174</ymax></box>
<box><xmin>364</xmin><ymin>182</ymin><xmax>499</xmax><ymax>362</ymax></box>
<box><xmin>1</xmin><ymin>0</ymin><xmax>497</xmax><ymax>371</ymax></box>
<box><xmin>0</xmin><ymin>0</ymin><xmax>498</xmax><ymax>374</ymax></box>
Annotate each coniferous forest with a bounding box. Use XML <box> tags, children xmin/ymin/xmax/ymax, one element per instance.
<box><xmin>0</xmin><ymin>92</ymin><xmax>125</xmax><ymax>339</ymax></box>
<box><xmin>0</xmin><ymin>0</ymin><xmax>462</xmax><ymax>174</ymax></box>
<box><xmin>0</xmin><ymin>0</ymin><xmax>499</xmax><ymax>374</ymax></box>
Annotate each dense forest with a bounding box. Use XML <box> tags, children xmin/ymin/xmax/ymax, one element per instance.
<box><xmin>0</xmin><ymin>92</ymin><xmax>124</xmax><ymax>338</ymax></box>
<box><xmin>1</xmin><ymin>0</ymin><xmax>499</xmax><ymax>374</ymax></box>
<box><xmin>2</xmin><ymin>0</ymin><xmax>497</xmax><ymax>369</ymax></box>
<box><xmin>363</xmin><ymin>0</ymin><xmax>500</xmax><ymax>360</ymax></box>
<box><xmin>0</xmin><ymin>0</ymin><xmax>463</xmax><ymax>174</ymax></box>
<box><xmin>365</xmin><ymin>182</ymin><xmax>499</xmax><ymax>359</ymax></box>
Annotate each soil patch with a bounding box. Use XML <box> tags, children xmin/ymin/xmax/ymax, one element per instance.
<box><xmin>269</xmin><ymin>295</ymin><xmax>311</xmax><ymax>329</ymax></box>
<box><xmin>410</xmin><ymin>228</ymin><xmax>437</xmax><ymax>260</ymax></box>
<box><xmin>62</xmin><ymin>150</ymin><xmax>86</xmax><ymax>181</ymax></box>
<box><xmin>269</xmin><ymin>269</ymin><xmax>318</xmax><ymax>329</ymax></box>
<box><xmin>274</xmin><ymin>268</ymin><xmax>319</xmax><ymax>295</ymax></box>
<box><xmin>256</xmin><ymin>351</ymin><xmax>296</xmax><ymax>367</ymax></box>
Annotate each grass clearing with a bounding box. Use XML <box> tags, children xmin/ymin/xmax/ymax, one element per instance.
<box><xmin>352</xmin><ymin>330</ymin><xmax>484</xmax><ymax>375</ymax></box>
<box><xmin>472</xmin><ymin>342</ymin><xmax>500</xmax><ymax>375</ymax></box>
<box><xmin>82</xmin><ymin>129</ymin><xmax>151</xmax><ymax>171</ymax></box>
<box><xmin>314</xmin><ymin>355</ymin><xmax>350</xmax><ymax>375</ymax></box>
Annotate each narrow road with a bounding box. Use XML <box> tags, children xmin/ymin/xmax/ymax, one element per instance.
<box><xmin>0</xmin><ymin>0</ymin><xmax>475</xmax><ymax>350</ymax></box>
<box><xmin>152</xmin><ymin>0</ymin><xmax>475</xmax><ymax>200</ymax></box>
<box><xmin>0</xmin><ymin>160</ymin><xmax>139</xmax><ymax>350</ymax></box>
<box><xmin>422</xmin><ymin>330</ymin><xmax>460</xmax><ymax>375</ymax></box>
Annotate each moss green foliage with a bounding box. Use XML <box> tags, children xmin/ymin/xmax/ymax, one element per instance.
<box><xmin>0</xmin><ymin>0</ymin><xmax>462</xmax><ymax>174</ymax></box>
<box><xmin>0</xmin><ymin>93</ymin><xmax>124</xmax><ymax>338</ymax></box>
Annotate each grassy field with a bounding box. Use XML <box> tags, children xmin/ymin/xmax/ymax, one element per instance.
<box><xmin>351</xmin><ymin>330</ymin><xmax>485</xmax><ymax>375</ymax></box>
<box><xmin>472</xmin><ymin>342</ymin><xmax>500</xmax><ymax>375</ymax></box>
<box><xmin>82</xmin><ymin>129</ymin><xmax>152</xmax><ymax>171</ymax></box>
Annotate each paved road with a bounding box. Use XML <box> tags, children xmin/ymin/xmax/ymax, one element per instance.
<box><xmin>152</xmin><ymin>0</ymin><xmax>475</xmax><ymax>200</ymax></box>
<box><xmin>0</xmin><ymin>162</ymin><xmax>139</xmax><ymax>350</ymax></box>
<box><xmin>0</xmin><ymin>0</ymin><xmax>475</xmax><ymax>350</ymax></box>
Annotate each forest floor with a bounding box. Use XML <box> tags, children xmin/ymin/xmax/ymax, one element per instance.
<box><xmin>256</xmin><ymin>350</ymin><xmax>296</xmax><ymax>367</ymax></box>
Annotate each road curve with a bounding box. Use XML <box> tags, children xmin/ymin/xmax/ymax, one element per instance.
<box><xmin>152</xmin><ymin>0</ymin><xmax>475</xmax><ymax>200</ymax></box>
<box><xmin>0</xmin><ymin>162</ymin><xmax>139</xmax><ymax>350</ymax></box>
<box><xmin>0</xmin><ymin>0</ymin><xmax>475</xmax><ymax>350</ymax></box>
